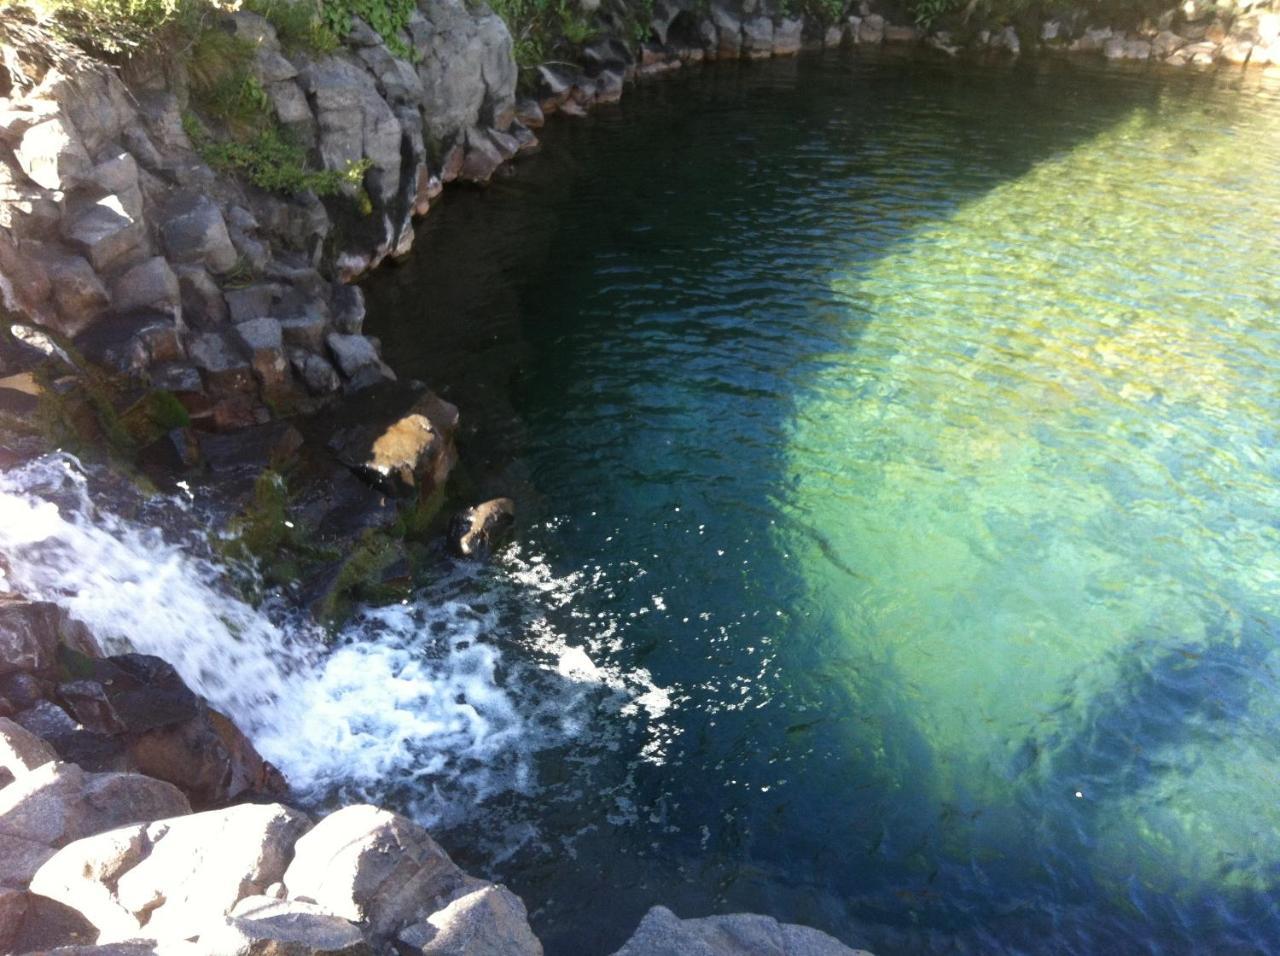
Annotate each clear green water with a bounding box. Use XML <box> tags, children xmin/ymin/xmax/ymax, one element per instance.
<box><xmin>366</xmin><ymin>53</ymin><xmax>1280</xmax><ymax>953</ymax></box>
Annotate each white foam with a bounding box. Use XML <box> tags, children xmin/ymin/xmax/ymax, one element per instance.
<box><xmin>0</xmin><ymin>454</ymin><xmax>671</xmax><ymax>829</ymax></box>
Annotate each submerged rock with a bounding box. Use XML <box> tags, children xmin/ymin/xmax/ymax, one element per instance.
<box><xmin>447</xmin><ymin>497</ymin><xmax>516</xmax><ymax>560</ymax></box>
<box><xmin>612</xmin><ymin>906</ymin><xmax>874</xmax><ymax>956</ymax></box>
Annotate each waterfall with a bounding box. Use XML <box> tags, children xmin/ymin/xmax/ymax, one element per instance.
<box><xmin>0</xmin><ymin>453</ymin><xmax>661</xmax><ymax>830</ymax></box>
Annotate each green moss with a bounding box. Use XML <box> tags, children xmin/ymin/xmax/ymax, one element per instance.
<box><xmin>312</xmin><ymin>529</ymin><xmax>413</xmax><ymax>627</ymax></box>
<box><xmin>119</xmin><ymin>390</ymin><xmax>190</xmax><ymax>448</ymax></box>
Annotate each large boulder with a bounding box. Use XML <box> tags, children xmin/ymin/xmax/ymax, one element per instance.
<box><xmin>299</xmin><ymin>59</ymin><xmax>402</xmax><ymax>206</ymax></box>
<box><xmin>0</xmin><ymin>716</ymin><xmax>58</xmax><ymax>783</ymax></box>
<box><xmin>13</xmin><ymin>115</ymin><xmax>91</xmax><ymax>191</ymax></box>
<box><xmin>410</xmin><ymin>0</ymin><xmax>517</xmax><ymax>146</ymax></box>
<box><xmin>612</xmin><ymin>906</ymin><xmax>874</xmax><ymax>956</ymax></box>
<box><xmin>31</xmin><ymin>802</ymin><xmax>312</xmax><ymax>944</ymax></box>
<box><xmin>0</xmin><ymin>761</ymin><xmax>190</xmax><ymax>849</ymax></box>
<box><xmin>282</xmin><ymin>805</ymin><xmax>473</xmax><ymax>938</ymax></box>
<box><xmin>160</xmin><ymin>192</ymin><xmax>239</xmax><ymax>276</ymax></box>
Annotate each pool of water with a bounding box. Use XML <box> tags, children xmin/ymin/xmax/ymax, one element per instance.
<box><xmin>364</xmin><ymin>52</ymin><xmax>1280</xmax><ymax>953</ymax></box>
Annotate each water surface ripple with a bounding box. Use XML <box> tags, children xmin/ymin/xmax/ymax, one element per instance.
<box><xmin>366</xmin><ymin>52</ymin><xmax>1280</xmax><ymax>954</ymax></box>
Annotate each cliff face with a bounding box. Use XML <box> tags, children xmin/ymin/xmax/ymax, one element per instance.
<box><xmin>0</xmin><ymin>1</ymin><xmax>520</xmax><ymax>431</ymax></box>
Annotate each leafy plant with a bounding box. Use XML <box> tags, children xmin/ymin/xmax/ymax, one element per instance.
<box><xmin>11</xmin><ymin>0</ymin><xmax>185</xmax><ymax>54</ymax></box>
<box><xmin>183</xmin><ymin>113</ymin><xmax>372</xmax><ymax>198</ymax></box>
<box><xmin>320</xmin><ymin>0</ymin><xmax>417</xmax><ymax>59</ymax></box>
<box><xmin>243</xmin><ymin>0</ymin><xmax>341</xmax><ymax>53</ymax></box>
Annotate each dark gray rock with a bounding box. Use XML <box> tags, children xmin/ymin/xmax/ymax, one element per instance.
<box><xmin>111</xmin><ymin>257</ymin><xmax>180</xmax><ymax>319</ymax></box>
<box><xmin>282</xmin><ymin>805</ymin><xmax>473</xmax><ymax>937</ymax></box>
<box><xmin>62</xmin><ymin>195</ymin><xmax>148</xmax><ymax>273</ymax></box>
<box><xmin>159</xmin><ymin>192</ymin><xmax>238</xmax><ymax>275</ymax></box>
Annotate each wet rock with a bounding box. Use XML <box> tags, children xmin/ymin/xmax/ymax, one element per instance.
<box><xmin>327</xmin><ymin>333</ymin><xmax>396</xmax><ymax>388</ymax></box>
<box><xmin>197</xmin><ymin>420</ymin><xmax>303</xmax><ymax>479</ymax></box>
<box><xmin>396</xmin><ymin>883</ymin><xmax>540</xmax><ymax>955</ymax></box>
<box><xmin>291</xmin><ymin>350</ymin><xmax>343</xmax><ymax>395</ymax></box>
<box><xmin>612</xmin><ymin>906</ymin><xmax>873</xmax><ymax>956</ymax></box>
<box><xmin>329</xmin><ymin>385</ymin><xmax>458</xmax><ymax>502</ymax></box>
<box><xmin>515</xmin><ymin>99</ymin><xmax>544</xmax><ymax>128</ymax></box>
<box><xmin>1152</xmin><ymin>30</ymin><xmax>1187</xmax><ymax>57</ymax></box>
<box><xmin>460</xmin><ymin>129</ymin><xmax>506</xmax><ymax>183</ymax></box>
<box><xmin>282</xmin><ymin>805</ymin><xmax>473</xmax><ymax>938</ymax></box>
<box><xmin>447</xmin><ymin>498</ymin><xmax>515</xmax><ymax>560</ymax></box>
<box><xmin>0</xmin><ymin>598</ymin><xmax>100</xmax><ymax>678</ymax></box>
<box><xmin>160</xmin><ymin>192</ymin><xmax>238</xmax><ymax>276</ymax></box>
<box><xmin>710</xmin><ymin>4</ymin><xmax>743</xmax><ymax>57</ymax></box>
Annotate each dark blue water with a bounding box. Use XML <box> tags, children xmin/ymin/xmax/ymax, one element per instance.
<box><xmin>365</xmin><ymin>52</ymin><xmax>1280</xmax><ymax>954</ymax></box>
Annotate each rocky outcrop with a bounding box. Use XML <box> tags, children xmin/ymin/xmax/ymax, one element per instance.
<box><xmin>22</xmin><ymin>801</ymin><xmax>540</xmax><ymax>955</ymax></box>
<box><xmin>612</xmin><ymin>906</ymin><xmax>874</xmax><ymax>956</ymax></box>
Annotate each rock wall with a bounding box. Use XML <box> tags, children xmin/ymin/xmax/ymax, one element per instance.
<box><xmin>1</xmin><ymin>0</ymin><xmax>1275</xmax><ymax>436</ymax></box>
<box><xmin>0</xmin><ymin>2</ymin><xmax>521</xmax><ymax>432</ymax></box>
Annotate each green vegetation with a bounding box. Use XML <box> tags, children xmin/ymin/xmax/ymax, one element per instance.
<box><xmin>320</xmin><ymin>0</ymin><xmax>417</xmax><ymax>58</ymax></box>
<box><xmin>243</xmin><ymin>0</ymin><xmax>341</xmax><ymax>52</ymax></box>
<box><xmin>784</xmin><ymin>0</ymin><xmax>846</xmax><ymax>26</ymax></box>
<box><xmin>484</xmin><ymin>0</ymin><xmax>597</xmax><ymax>69</ymax></box>
<box><xmin>184</xmin><ymin>114</ymin><xmax>372</xmax><ymax>199</ymax></box>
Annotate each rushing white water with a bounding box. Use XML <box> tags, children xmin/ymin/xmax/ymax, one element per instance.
<box><xmin>0</xmin><ymin>454</ymin><xmax>668</xmax><ymax>829</ymax></box>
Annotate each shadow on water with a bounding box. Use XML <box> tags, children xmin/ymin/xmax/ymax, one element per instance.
<box><xmin>362</xmin><ymin>51</ymin><xmax>1274</xmax><ymax>954</ymax></box>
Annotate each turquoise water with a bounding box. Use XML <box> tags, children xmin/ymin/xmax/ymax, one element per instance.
<box><xmin>365</xmin><ymin>53</ymin><xmax>1280</xmax><ymax>953</ymax></box>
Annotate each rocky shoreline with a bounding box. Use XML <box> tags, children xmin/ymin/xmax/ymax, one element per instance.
<box><xmin>1</xmin><ymin>0</ymin><xmax>1278</xmax><ymax>951</ymax></box>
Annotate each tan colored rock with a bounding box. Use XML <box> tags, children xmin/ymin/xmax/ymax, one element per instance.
<box><xmin>200</xmin><ymin>896</ymin><xmax>371</xmax><ymax>955</ymax></box>
<box><xmin>397</xmin><ymin>884</ymin><xmax>542</xmax><ymax>956</ymax></box>
<box><xmin>282</xmin><ymin>805</ymin><xmax>471</xmax><ymax>938</ymax></box>
<box><xmin>612</xmin><ymin>906</ymin><xmax>875</xmax><ymax>956</ymax></box>
<box><xmin>118</xmin><ymin>803</ymin><xmax>311</xmax><ymax>942</ymax></box>
<box><xmin>0</xmin><ymin>762</ymin><xmax>189</xmax><ymax>849</ymax></box>
<box><xmin>30</xmin><ymin>823</ymin><xmax>150</xmax><ymax>940</ymax></box>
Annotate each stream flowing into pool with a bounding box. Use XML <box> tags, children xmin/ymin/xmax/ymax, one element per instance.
<box><xmin>2</xmin><ymin>50</ymin><xmax>1279</xmax><ymax>955</ymax></box>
